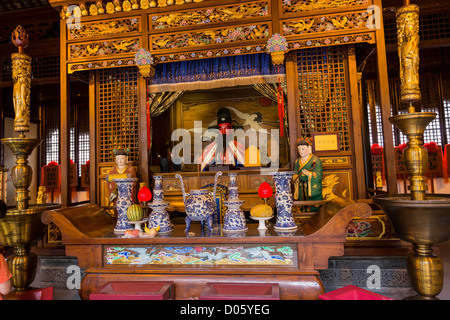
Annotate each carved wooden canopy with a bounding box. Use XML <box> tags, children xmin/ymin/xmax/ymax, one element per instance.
<box><xmin>49</xmin><ymin>0</ymin><xmax>381</xmax><ymax>74</ymax></box>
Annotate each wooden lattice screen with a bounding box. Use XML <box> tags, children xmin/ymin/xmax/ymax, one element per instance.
<box><xmin>297</xmin><ymin>46</ymin><xmax>350</xmax><ymax>151</ymax></box>
<box><xmin>97</xmin><ymin>67</ymin><xmax>140</xmax><ymax>163</ymax></box>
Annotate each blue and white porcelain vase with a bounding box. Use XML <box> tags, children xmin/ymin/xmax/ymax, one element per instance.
<box><xmin>222</xmin><ymin>172</ymin><xmax>247</xmax><ymax>232</ymax></box>
<box><xmin>113</xmin><ymin>178</ymin><xmax>138</xmax><ymax>233</ymax></box>
<box><xmin>272</xmin><ymin>171</ymin><xmax>297</xmax><ymax>231</ymax></box>
<box><xmin>148</xmin><ymin>175</ymin><xmax>173</xmax><ymax>233</ymax></box>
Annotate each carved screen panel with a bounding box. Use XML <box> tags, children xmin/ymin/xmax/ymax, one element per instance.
<box><xmin>297</xmin><ymin>46</ymin><xmax>350</xmax><ymax>151</ymax></box>
<box><xmin>97</xmin><ymin>67</ymin><xmax>139</xmax><ymax>163</ymax></box>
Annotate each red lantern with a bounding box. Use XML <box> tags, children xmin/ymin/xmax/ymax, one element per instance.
<box><xmin>138</xmin><ymin>186</ymin><xmax>152</xmax><ymax>202</ymax></box>
<box><xmin>258</xmin><ymin>182</ymin><xmax>273</xmax><ymax>199</ymax></box>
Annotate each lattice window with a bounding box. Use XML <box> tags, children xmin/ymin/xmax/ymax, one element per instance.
<box><xmin>1</xmin><ymin>55</ymin><xmax>59</xmax><ymax>82</ymax></box>
<box><xmin>70</xmin><ymin>99</ymin><xmax>90</xmax><ymax>176</ymax></box>
<box><xmin>297</xmin><ymin>47</ymin><xmax>350</xmax><ymax>151</ymax></box>
<box><xmin>384</xmin><ymin>11</ymin><xmax>450</xmax><ymax>46</ymax></box>
<box><xmin>443</xmin><ymin>73</ymin><xmax>450</xmax><ymax>143</ymax></box>
<box><xmin>365</xmin><ymin>80</ymin><xmax>385</xmax><ymax>146</ymax></box>
<box><xmin>44</xmin><ymin>105</ymin><xmax>60</xmax><ymax>165</ymax></box>
<box><xmin>77</xmin><ymin>103</ymin><xmax>90</xmax><ymax>174</ymax></box>
<box><xmin>420</xmin><ymin>73</ymin><xmax>442</xmax><ymax>145</ymax></box>
<box><xmin>366</xmin><ymin>76</ymin><xmax>447</xmax><ymax>148</ymax></box>
<box><xmin>98</xmin><ymin>67</ymin><xmax>139</xmax><ymax>163</ymax></box>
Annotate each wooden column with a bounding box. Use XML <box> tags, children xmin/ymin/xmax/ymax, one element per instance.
<box><xmin>374</xmin><ymin>0</ymin><xmax>397</xmax><ymax>194</ymax></box>
<box><xmin>138</xmin><ymin>76</ymin><xmax>149</xmax><ymax>186</ymax></box>
<box><xmin>89</xmin><ymin>71</ymin><xmax>97</xmax><ymax>205</ymax></box>
<box><xmin>347</xmin><ymin>46</ymin><xmax>367</xmax><ymax>199</ymax></box>
<box><xmin>285</xmin><ymin>51</ymin><xmax>300</xmax><ymax>169</ymax></box>
<box><xmin>138</xmin><ymin>12</ymin><xmax>149</xmax><ymax>186</ymax></box>
<box><xmin>60</xmin><ymin>19</ymin><xmax>71</xmax><ymax>207</ymax></box>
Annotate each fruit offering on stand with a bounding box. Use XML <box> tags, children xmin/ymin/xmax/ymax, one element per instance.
<box><xmin>127</xmin><ymin>204</ymin><xmax>143</xmax><ymax>221</ymax></box>
<box><xmin>250</xmin><ymin>203</ymin><xmax>273</xmax><ymax>217</ymax></box>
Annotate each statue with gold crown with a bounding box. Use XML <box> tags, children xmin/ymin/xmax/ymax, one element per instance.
<box><xmin>293</xmin><ymin>137</ymin><xmax>323</xmax><ymax>212</ymax></box>
<box><xmin>106</xmin><ymin>149</ymin><xmax>137</xmax><ymax>205</ymax></box>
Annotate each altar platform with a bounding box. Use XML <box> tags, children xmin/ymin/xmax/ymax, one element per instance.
<box><xmin>38</xmin><ymin>200</ymin><xmax>376</xmax><ymax>300</ymax></box>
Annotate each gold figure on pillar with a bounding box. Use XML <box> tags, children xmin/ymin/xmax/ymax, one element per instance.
<box><xmin>397</xmin><ymin>4</ymin><xmax>420</xmax><ymax>105</ymax></box>
<box><xmin>11</xmin><ymin>26</ymin><xmax>31</xmax><ymax>134</ymax></box>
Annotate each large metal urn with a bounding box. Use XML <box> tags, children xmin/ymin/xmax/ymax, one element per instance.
<box><xmin>372</xmin><ymin>2</ymin><xmax>450</xmax><ymax>300</ymax></box>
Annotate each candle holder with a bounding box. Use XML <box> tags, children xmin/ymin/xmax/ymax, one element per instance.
<box><xmin>373</xmin><ymin>1</ymin><xmax>450</xmax><ymax>300</ymax></box>
<box><xmin>0</xmin><ymin>26</ymin><xmax>60</xmax><ymax>293</ymax></box>
<box><xmin>148</xmin><ymin>175</ymin><xmax>173</xmax><ymax>233</ymax></box>
<box><xmin>222</xmin><ymin>173</ymin><xmax>247</xmax><ymax>233</ymax></box>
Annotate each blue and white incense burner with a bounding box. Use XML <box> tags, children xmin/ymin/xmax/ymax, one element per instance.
<box><xmin>113</xmin><ymin>178</ymin><xmax>138</xmax><ymax>233</ymax></box>
<box><xmin>176</xmin><ymin>171</ymin><xmax>222</xmax><ymax>235</ymax></box>
<box><xmin>272</xmin><ymin>171</ymin><xmax>298</xmax><ymax>231</ymax></box>
<box><xmin>148</xmin><ymin>175</ymin><xmax>173</xmax><ymax>233</ymax></box>
<box><xmin>222</xmin><ymin>172</ymin><xmax>247</xmax><ymax>233</ymax></box>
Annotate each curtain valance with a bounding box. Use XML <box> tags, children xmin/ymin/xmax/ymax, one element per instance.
<box><xmin>148</xmin><ymin>53</ymin><xmax>285</xmax><ymax>93</ymax></box>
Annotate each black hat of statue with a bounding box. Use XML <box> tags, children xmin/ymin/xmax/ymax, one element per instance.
<box><xmin>114</xmin><ymin>149</ymin><xmax>129</xmax><ymax>156</ymax></box>
<box><xmin>217</xmin><ymin>108</ymin><xmax>232</xmax><ymax>124</ymax></box>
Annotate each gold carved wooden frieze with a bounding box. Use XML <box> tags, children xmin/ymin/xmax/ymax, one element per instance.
<box><xmin>288</xmin><ymin>32</ymin><xmax>374</xmax><ymax>49</ymax></box>
<box><xmin>68</xmin><ymin>58</ymin><xmax>136</xmax><ymax>73</ymax></box>
<box><xmin>150</xmin><ymin>1</ymin><xmax>270</xmax><ymax>30</ymax></box>
<box><xmin>150</xmin><ymin>23</ymin><xmax>270</xmax><ymax>51</ymax></box>
<box><xmin>68</xmin><ymin>37</ymin><xmax>141</xmax><ymax>60</ymax></box>
<box><xmin>68</xmin><ymin>17</ymin><xmax>141</xmax><ymax>39</ymax></box>
<box><xmin>280</xmin><ymin>0</ymin><xmax>372</xmax><ymax>14</ymax></box>
<box><xmin>282</xmin><ymin>11</ymin><xmax>371</xmax><ymax>36</ymax></box>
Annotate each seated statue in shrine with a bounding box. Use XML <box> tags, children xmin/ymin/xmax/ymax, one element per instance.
<box><xmin>293</xmin><ymin>137</ymin><xmax>323</xmax><ymax>212</ymax></box>
<box><xmin>106</xmin><ymin>149</ymin><xmax>137</xmax><ymax>205</ymax></box>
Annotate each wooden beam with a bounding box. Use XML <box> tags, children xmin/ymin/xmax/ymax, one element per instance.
<box><xmin>138</xmin><ymin>12</ymin><xmax>149</xmax><ymax>186</ymax></box>
<box><xmin>88</xmin><ymin>71</ymin><xmax>97</xmax><ymax>204</ymax></box>
<box><xmin>374</xmin><ymin>0</ymin><xmax>397</xmax><ymax>194</ymax></box>
<box><xmin>347</xmin><ymin>45</ymin><xmax>367</xmax><ymax>199</ymax></box>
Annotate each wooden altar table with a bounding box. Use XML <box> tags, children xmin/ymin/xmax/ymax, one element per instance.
<box><xmin>41</xmin><ymin>200</ymin><xmax>371</xmax><ymax>300</ymax></box>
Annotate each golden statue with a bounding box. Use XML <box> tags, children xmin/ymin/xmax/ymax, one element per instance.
<box><xmin>36</xmin><ymin>186</ymin><xmax>47</xmax><ymax>204</ymax></box>
<box><xmin>11</xmin><ymin>26</ymin><xmax>31</xmax><ymax>133</ymax></box>
<box><xmin>397</xmin><ymin>3</ymin><xmax>420</xmax><ymax>106</ymax></box>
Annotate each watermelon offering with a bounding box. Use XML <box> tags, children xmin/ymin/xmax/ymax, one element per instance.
<box><xmin>127</xmin><ymin>204</ymin><xmax>143</xmax><ymax>221</ymax></box>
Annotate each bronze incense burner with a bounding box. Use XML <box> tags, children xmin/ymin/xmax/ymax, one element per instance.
<box><xmin>373</xmin><ymin>1</ymin><xmax>450</xmax><ymax>300</ymax></box>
